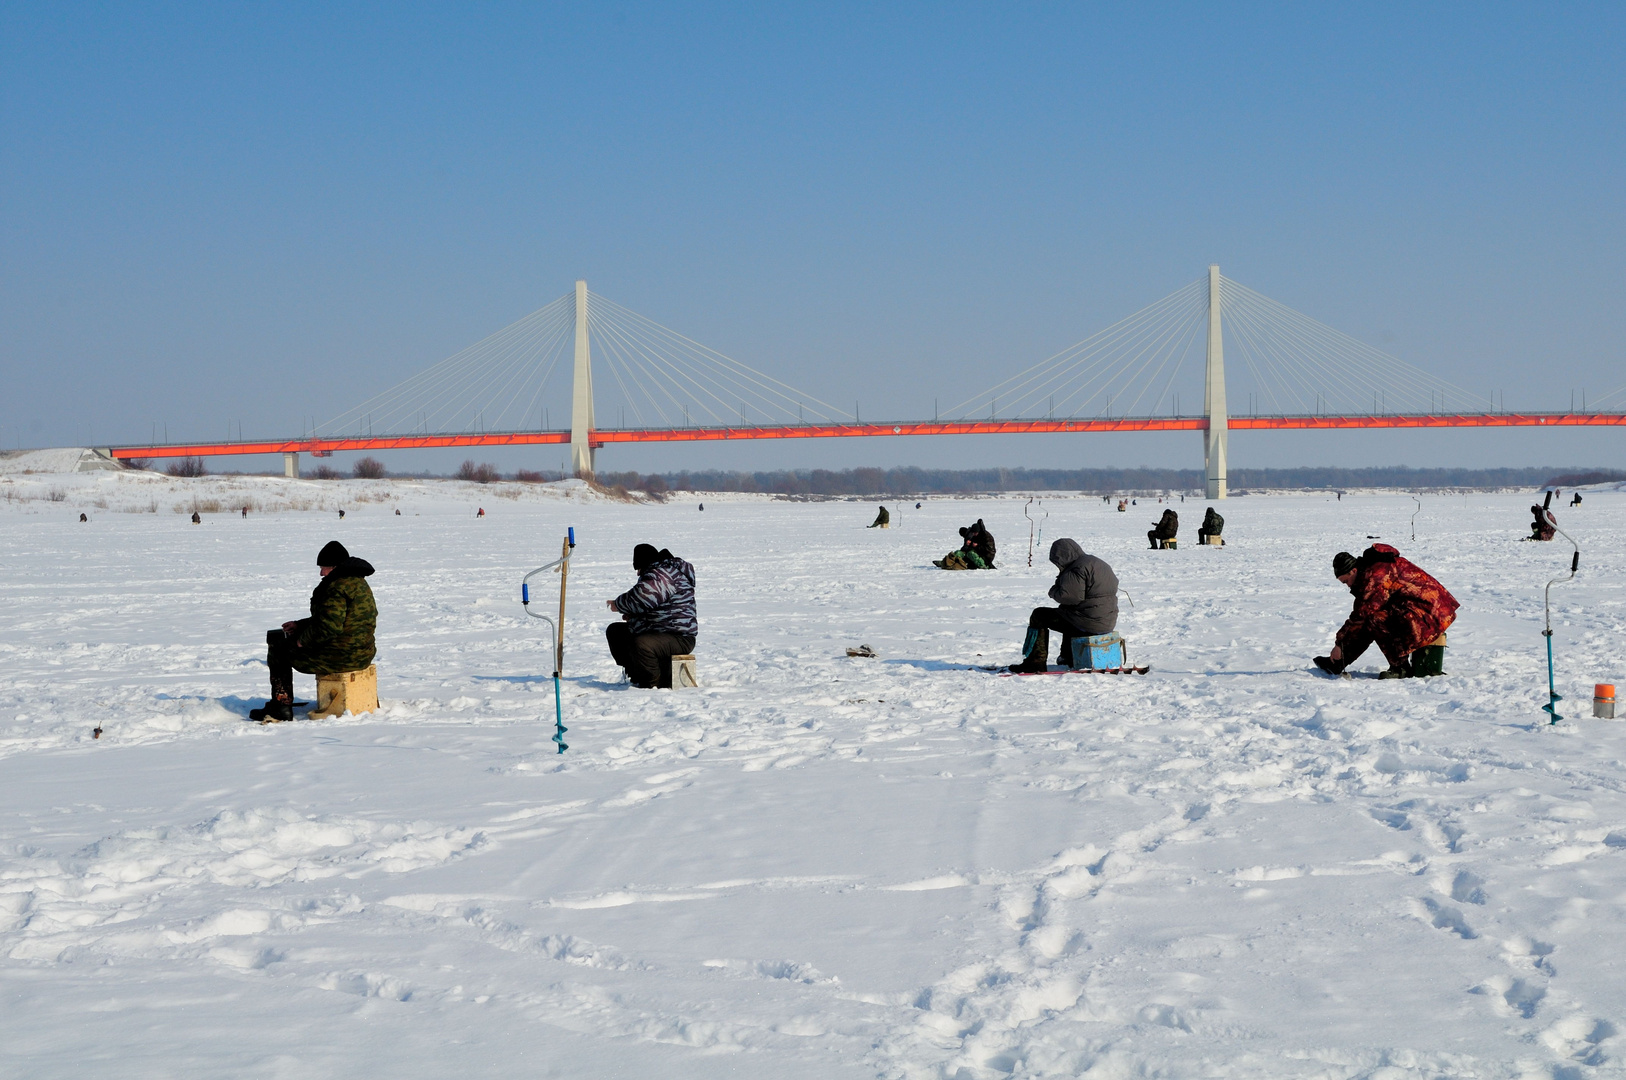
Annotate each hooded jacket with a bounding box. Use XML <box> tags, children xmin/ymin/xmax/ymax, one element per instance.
<box><xmin>1045</xmin><ymin>538</ymin><xmax>1118</xmax><ymax>635</ymax></box>
<box><xmin>293</xmin><ymin>556</ymin><xmax>377</xmax><ymax>674</ymax></box>
<box><xmin>1335</xmin><ymin>544</ymin><xmax>1458</xmax><ymax>658</ymax></box>
<box><xmin>614</xmin><ymin>553</ymin><xmax>698</xmax><ymax>637</ymax></box>
<box><xmin>959</xmin><ymin>520</ymin><xmax>996</xmax><ymax>568</ymax></box>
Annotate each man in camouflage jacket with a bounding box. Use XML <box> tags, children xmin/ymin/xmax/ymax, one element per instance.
<box><xmin>1317</xmin><ymin>544</ymin><xmax>1457</xmax><ymax>678</ymax></box>
<box><xmin>606</xmin><ymin>543</ymin><xmax>697</xmax><ymax>688</ymax></box>
<box><xmin>933</xmin><ymin>519</ymin><xmax>997</xmax><ymax>570</ymax></box>
<box><xmin>253</xmin><ymin>539</ymin><xmax>377</xmax><ymax>721</ymax></box>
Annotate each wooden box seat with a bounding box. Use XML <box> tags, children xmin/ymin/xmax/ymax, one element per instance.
<box><xmin>311</xmin><ymin>664</ymin><xmax>379</xmax><ymax>718</ymax></box>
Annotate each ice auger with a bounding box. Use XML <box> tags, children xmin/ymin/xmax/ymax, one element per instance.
<box><xmin>1539</xmin><ymin>496</ymin><xmax>1580</xmax><ymax>726</ymax></box>
<box><xmin>522</xmin><ymin>527</ymin><xmax>576</xmax><ymax>752</ymax></box>
<box><xmin>1023</xmin><ymin>498</ymin><xmax>1048</xmax><ymax>567</ymax></box>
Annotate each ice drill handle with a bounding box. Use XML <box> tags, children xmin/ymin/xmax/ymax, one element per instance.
<box><xmin>568</xmin><ymin>527</ymin><xmax>575</xmax><ymax>547</ymax></box>
<box><xmin>1572</xmin><ymin>551</ymin><xmax>1580</xmax><ymax>573</ymax></box>
<box><xmin>1544</xmin><ymin>490</ymin><xmax>1553</xmax><ymax>510</ymax></box>
<box><xmin>522</xmin><ymin>583</ymin><xmax>529</xmax><ymax>603</ymax></box>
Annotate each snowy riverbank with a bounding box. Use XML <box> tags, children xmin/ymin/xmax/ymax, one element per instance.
<box><xmin>3</xmin><ymin>476</ymin><xmax>1625</xmax><ymax>1077</ymax></box>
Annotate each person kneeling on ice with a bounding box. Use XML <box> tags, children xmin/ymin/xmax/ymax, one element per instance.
<box><xmin>1009</xmin><ymin>538</ymin><xmax>1118</xmax><ymax>673</ymax></box>
<box><xmin>1314</xmin><ymin>545</ymin><xmax>1458</xmax><ymax>680</ymax></box>
<box><xmin>252</xmin><ymin>540</ymin><xmax>377</xmax><ymax>722</ymax></box>
<box><xmin>934</xmin><ymin>519</ymin><xmax>997</xmax><ymax>570</ymax></box>
<box><xmin>867</xmin><ymin>505</ymin><xmax>890</xmax><ymax>528</ymax></box>
<box><xmin>1528</xmin><ymin>504</ymin><xmax>1556</xmax><ymax>541</ymax></box>
<box><xmin>606</xmin><ymin>543</ymin><xmax>697</xmax><ymax>689</ymax></box>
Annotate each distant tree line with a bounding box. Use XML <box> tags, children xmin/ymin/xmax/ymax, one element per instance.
<box><xmin>144</xmin><ymin>457</ymin><xmax>1622</xmax><ymax>493</ymax></box>
<box><xmin>594</xmin><ymin>464</ymin><xmax>1605</xmax><ymax>496</ymax></box>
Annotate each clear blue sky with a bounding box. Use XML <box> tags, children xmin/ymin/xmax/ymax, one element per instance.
<box><xmin>3</xmin><ymin>3</ymin><xmax>1623</xmax><ymax>474</ymax></box>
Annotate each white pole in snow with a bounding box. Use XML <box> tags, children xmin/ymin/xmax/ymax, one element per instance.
<box><xmin>1204</xmin><ymin>265</ymin><xmax>1229</xmax><ymax>500</ymax></box>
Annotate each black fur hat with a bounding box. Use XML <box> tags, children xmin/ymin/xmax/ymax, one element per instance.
<box><xmin>317</xmin><ymin>540</ymin><xmax>348</xmax><ymax>567</ymax></box>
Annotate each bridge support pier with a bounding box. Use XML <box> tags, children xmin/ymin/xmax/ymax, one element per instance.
<box><xmin>570</xmin><ymin>279</ymin><xmax>596</xmax><ymax>478</ymax></box>
<box><xmin>1203</xmin><ymin>264</ymin><xmax>1228</xmax><ymax>499</ymax></box>
<box><xmin>284</xmin><ymin>452</ymin><xmax>299</xmax><ymax>479</ymax></box>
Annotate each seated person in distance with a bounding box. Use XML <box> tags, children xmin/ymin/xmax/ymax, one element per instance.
<box><xmin>1196</xmin><ymin>506</ymin><xmax>1224</xmax><ymax>544</ymax></box>
<box><xmin>1148</xmin><ymin>508</ymin><xmax>1178</xmax><ymax>549</ymax></box>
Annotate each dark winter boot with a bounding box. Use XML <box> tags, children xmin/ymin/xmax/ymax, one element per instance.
<box><xmin>1313</xmin><ymin>655</ymin><xmax>1347</xmax><ymax>677</ymax></box>
<box><xmin>250</xmin><ymin>698</ymin><xmax>294</xmax><ymax>723</ymax></box>
<box><xmin>1378</xmin><ymin>655</ymin><xmax>1414</xmax><ymax>680</ymax></box>
<box><xmin>1009</xmin><ymin>626</ymin><xmax>1050</xmax><ymax>673</ymax></box>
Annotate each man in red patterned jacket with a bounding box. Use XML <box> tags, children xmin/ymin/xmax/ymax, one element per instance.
<box><xmin>1315</xmin><ymin>544</ymin><xmax>1458</xmax><ymax>679</ymax></box>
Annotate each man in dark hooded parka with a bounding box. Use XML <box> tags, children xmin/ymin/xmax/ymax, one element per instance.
<box><xmin>1010</xmin><ymin>538</ymin><xmax>1119</xmax><ymax>673</ymax></box>
<box><xmin>1148</xmin><ymin>508</ymin><xmax>1178</xmax><ymax>549</ymax></box>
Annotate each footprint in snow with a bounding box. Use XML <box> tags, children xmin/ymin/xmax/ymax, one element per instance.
<box><xmin>1418</xmin><ymin>897</ymin><xmax>1478</xmax><ymax>939</ymax></box>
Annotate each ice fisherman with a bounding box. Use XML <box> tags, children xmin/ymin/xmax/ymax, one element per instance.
<box><xmin>1148</xmin><ymin>508</ymin><xmax>1178</xmax><ymax>549</ymax></box>
<box><xmin>933</xmin><ymin>519</ymin><xmax>996</xmax><ymax>570</ymax></box>
<box><xmin>605</xmin><ymin>543</ymin><xmax>697</xmax><ymax>689</ymax></box>
<box><xmin>1571</xmin><ymin>492</ymin><xmax>1583</xmax><ymax>507</ymax></box>
<box><xmin>1528</xmin><ymin>504</ymin><xmax>1556</xmax><ymax>541</ymax></box>
<box><xmin>1196</xmin><ymin>506</ymin><xmax>1224</xmax><ymax>545</ymax></box>
<box><xmin>867</xmin><ymin>505</ymin><xmax>890</xmax><ymax>528</ymax></box>
<box><xmin>252</xmin><ymin>540</ymin><xmax>377</xmax><ymax>722</ymax></box>
<box><xmin>1314</xmin><ymin>545</ymin><xmax>1458</xmax><ymax>680</ymax></box>
<box><xmin>1009</xmin><ymin>539</ymin><xmax>1119</xmax><ymax>673</ymax></box>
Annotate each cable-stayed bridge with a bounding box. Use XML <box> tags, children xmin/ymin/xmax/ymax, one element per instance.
<box><xmin>106</xmin><ymin>267</ymin><xmax>1626</xmax><ymax>498</ymax></box>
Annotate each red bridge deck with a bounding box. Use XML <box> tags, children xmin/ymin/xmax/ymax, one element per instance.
<box><xmin>105</xmin><ymin>412</ymin><xmax>1626</xmax><ymax>460</ymax></box>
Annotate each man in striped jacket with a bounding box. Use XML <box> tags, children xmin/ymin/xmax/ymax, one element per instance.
<box><xmin>606</xmin><ymin>544</ymin><xmax>697</xmax><ymax>688</ymax></box>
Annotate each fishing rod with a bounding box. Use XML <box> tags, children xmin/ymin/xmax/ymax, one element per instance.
<box><xmin>1539</xmin><ymin>496</ymin><xmax>1580</xmax><ymax>726</ymax></box>
<box><xmin>522</xmin><ymin>527</ymin><xmax>576</xmax><ymax>752</ymax></box>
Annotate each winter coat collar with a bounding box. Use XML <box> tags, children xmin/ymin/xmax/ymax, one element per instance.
<box><xmin>325</xmin><ymin>556</ymin><xmax>375</xmax><ymax>581</ymax></box>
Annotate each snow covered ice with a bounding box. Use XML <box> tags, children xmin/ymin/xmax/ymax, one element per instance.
<box><xmin>4</xmin><ymin>467</ymin><xmax>1626</xmax><ymax>1078</ymax></box>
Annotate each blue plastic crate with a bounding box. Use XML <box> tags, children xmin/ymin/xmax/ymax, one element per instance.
<box><xmin>1069</xmin><ymin>632</ymin><xmax>1126</xmax><ymax>670</ymax></box>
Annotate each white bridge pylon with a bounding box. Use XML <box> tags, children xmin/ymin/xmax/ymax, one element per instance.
<box><xmin>316</xmin><ymin>280</ymin><xmax>855</xmax><ymax>478</ymax></box>
<box><xmin>1204</xmin><ymin>264</ymin><xmax>1228</xmax><ymax>499</ymax></box>
<box><xmin>319</xmin><ymin>269</ymin><xmax>1481</xmax><ymax>491</ymax></box>
<box><xmin>943</xmin><ymin>265</ymin><xmax>1480</xmax><ymax>498</ymax></box>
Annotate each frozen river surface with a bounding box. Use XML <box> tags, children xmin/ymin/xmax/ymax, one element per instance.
<box><xmin>3</xmin><ymin>469</ymin><xmax>1626</xmax><ymax>1078</ymax></box>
